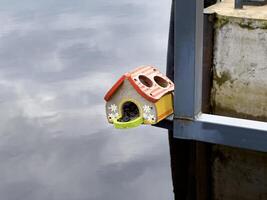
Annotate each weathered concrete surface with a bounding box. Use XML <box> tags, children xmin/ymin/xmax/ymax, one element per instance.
<box><xmin>205</xmin><ymin>0</ymin><xmax>267</xmax><ymax>121</ymax></box>
<box><xmin>212</xmin><ymin>145</ymin><xmax>267</xmax><ymax>200</ymax></box>
<box><xmin>212</xmin><ymin>16</ymin><xmax>267</xmax><ymax>121</ymax></box>
<box><xmin>205</xmin><ymin>1</ymin><xmax>267</xmax><ymax>200</ymax></box>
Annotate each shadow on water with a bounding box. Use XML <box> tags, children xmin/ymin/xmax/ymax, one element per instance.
<box><xmin>0</xmin><ymin>0</ymin><xmax>173</xmax><ymax>200</ymax></box>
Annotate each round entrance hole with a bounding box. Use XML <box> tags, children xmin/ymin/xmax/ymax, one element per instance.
<box><xmin>139</xmin><ymin>75</ymin><xmax>153</xmax><ymax>87</ymax></box>
<box><xmin>118</xmin><ymin>102</ymin><xmax>140</xmax><ymax>122</ymax></box>
<box><xmin>154</xmin><ymin>76</ymin><xmax>168</xmax><ymax>88</ymax></box>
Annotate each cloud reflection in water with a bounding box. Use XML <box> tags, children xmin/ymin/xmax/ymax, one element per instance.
<box><xmin>0</xmin><ymin>0</ymin><xmax>173</xmax><ymax>199</ymax></box>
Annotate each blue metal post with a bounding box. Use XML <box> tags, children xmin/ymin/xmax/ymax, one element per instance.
<box><xmin>174</xmin><ymin>0</ymin><xmax>203</xmax><ymax>119</ymax></box>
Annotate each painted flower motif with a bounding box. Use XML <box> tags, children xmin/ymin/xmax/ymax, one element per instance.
<box><xmin>146</xmin><ymin>114</ymin><xmax>155</xmax><ymax>122</ymax></box>
<box><xmin>108</xmin><ymin>113</ymin><xmax>115</xmax><ymax>120</ymax></box>
<box><xmin>108</xmin><ymin>112</ymin><xmax>119</xmax><ymax>120</ymax></box>
<box><xmin>143</xmin><ymin>113</ymin><xmax>155</xmax><ymax>122</ymax></box>
<box><xmin>143</xmin><ymin>105</ymin><xmax>151</xmax><ymax>113</ymax></box>
<box><xmin>108</xmin><ymin>104</ymin><xmax>118</xmax><ymax>112</ymax></box>
<box><xmin>114</xmin><ymin>112</ymin><xmax>119</xmax><ymax>118</ymax></box>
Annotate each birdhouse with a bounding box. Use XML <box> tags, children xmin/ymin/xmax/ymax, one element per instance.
<box><xmin>104</xmin><ymin>65</ymin><xmax>174</xmax><ymax>129</ymax></box>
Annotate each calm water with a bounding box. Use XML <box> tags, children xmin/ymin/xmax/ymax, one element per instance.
<box><xmin>0</xmin><ymin>0</ymin><xmax>173</xmax><ymax>199</ymax></box>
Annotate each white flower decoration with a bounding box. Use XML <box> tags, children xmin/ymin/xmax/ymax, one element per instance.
<box><xmin>108</xmin><ymin>104</ymin><xmax>118</xmax><ymax>112</ymax></box>
<box><xmin>108</xmin><ymin>112</ymin><xmax>119</xmax><ymax>120</ymax></box>
<box><xmin>143</xmin><ymin>105</ymin><xmax>151</xmax><ymax>113</ymax></box>
<box><xmin>143</xmin><ymin>113</ymin><xmax>155</xmax><ymax>122</ymax></box>
<box><xmin>146</xmin><ymin>114</ymin><xmax>155</xmax><ymax>122</ymax></box>
<box><xmin>114</xmin><ymin>112</ymin><xmax>119</xmax><ymax>118</ymax></box>
<box><xmin>108</xmin><ymin>113</ymin><xmax>115</xmax><ymax>120</ymax></box>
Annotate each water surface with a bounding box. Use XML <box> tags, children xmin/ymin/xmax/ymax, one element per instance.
<box><xmin>0</xmin><ymin>0</ymin><xmax>173</xmax><ymax>199</ymax></box>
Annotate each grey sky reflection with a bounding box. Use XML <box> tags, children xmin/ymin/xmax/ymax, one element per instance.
<box><xmin>0</xmin><ymin>0</ymin><xmax>173</xmax><ymax>199</ymax></box>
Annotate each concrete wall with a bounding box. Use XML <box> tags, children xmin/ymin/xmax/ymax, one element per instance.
<box><xmin>212</xmin><ymin>16</ymin><xmax>267</xmax><ymax>121</ymax></box>
<box><xmin>206</xmin><ymin>1</ymin><xmax>267</xmax><ymax>199</ymax></box>
<box><xmin>212</xmin><ymin>145</ymin><xmax>267</xmax><ymax>200</ymax></box>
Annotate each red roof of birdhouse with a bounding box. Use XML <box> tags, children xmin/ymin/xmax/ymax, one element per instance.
<box><xmin>104</xmin><ymin>65</ymin><xmax>174</xmax><ymax>103</ymax></box>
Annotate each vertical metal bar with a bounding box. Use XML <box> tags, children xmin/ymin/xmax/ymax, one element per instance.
<box><xmin>195</xmin><ymin>0</ymin><xmax>204</xmax><ymax>116</ymax></box>
<box><xmin>167</xmin><ymin>1</ymin><xmax>212</xmax><ymax>200</ymax></box>
<box><xmin>202</xmin><ymin>13</ymin><xmax>215</xmax><ymax>113</ymax></box>
<box><xmin>235</xmin><ymin>0</ymin><xmax>243</xmax><ymax>9</ymax></box>
<box><xmin>168</xmin><ymin>132</ymin><xmax>197</xmax><ymax>200</ymax></box>
<box><xmin>166</xmin><ymin>0</ymin><xmax>174</xmax><ymax>81</ymax></box>
<box><xmin>167</xmin><ymin>2</ymin><xmax>197</xmax><ymax>199</ymax></box>
<box><xmin>174</xmin><ymin>0</ymin><xmax>204</xmax><ymax>119</ymax></box>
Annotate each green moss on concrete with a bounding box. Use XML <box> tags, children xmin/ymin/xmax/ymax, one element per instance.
<box><xmin>215</xmin><ymin>15</ymin><xmax>229</xmax><ymax>29</ymax></box>
<box><xmin>215</xmin><ymin>14</ymin><xmax>267</xmax><ymax>30</ymax></box>
<box><xmin>262</xmin><ymin>21</ymin><xmax>267</xmax><ymax>29</ymax></box>
<box><xmin>212</xmin><ymin>14</ymin><xmax>267</xmax><ymax>121</ymax></box>
<box><xmin>238</xmin><ymin>19</ymin><xmax>254</xmax><ymax>30</ymax></box>
<box><xmin>211</xmin><ymin>80</ymin><xmax>267</xmax><ymax>122</ymax></box>
<box><xmin>213</xmin><ymin>69</ymin><xmax>233</xmax><ymax>87</ymax></box>
<box><xmin>237</xmin><ymin>18</ymin><xmax>267</xmax><ymax>30</ymax></box>
<box><xmin>213</xmin><ymin>103</ymin><xmax>267</xmax><ymax>122</ymax></box>
<box><xmin>212</xmin><ymin>69</ymin><xmax>267</xmax><ymax>122</ymax></box>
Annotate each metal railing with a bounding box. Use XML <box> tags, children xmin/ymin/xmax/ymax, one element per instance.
<box><xmin>157</xmin><ymin>0</ymin><xmax>267</xmax><ymax>153</ymax></box>
<box><xmin>235</xmin><ymin>0</ymin><xmax>267</xmax><ymax>9</ymax></box>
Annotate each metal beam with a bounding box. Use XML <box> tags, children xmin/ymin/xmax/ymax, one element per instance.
<box><xmin>172</xmin><ymin>0</ymin><xmax>267</xmax><ymax>153</ymax></box>
<box><xmin>174</xmin><ymin>0</ymin><xmax>203</xmax><ymax>118</ymax></box>
<box><xmin>174</xmin><ymin>114</ymin><xmax>267</xmax><ymax>152</ymax></box>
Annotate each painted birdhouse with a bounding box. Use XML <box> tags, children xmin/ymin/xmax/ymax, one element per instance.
<box><xmin>104</xmin><ymin>65</ymin><xmax>174</xmax><ymax>129</ymax></box>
